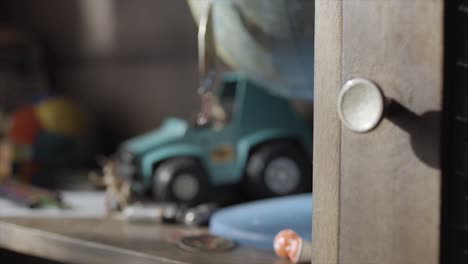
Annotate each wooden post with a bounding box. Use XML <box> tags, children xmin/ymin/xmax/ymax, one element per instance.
<box><xmin>312</xmin><ymin>1</ymin><xmax>342</xmax><ymax>263</ymax></box>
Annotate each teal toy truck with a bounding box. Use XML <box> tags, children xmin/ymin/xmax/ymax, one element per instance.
<box><xmin>115</xmin><ymin>73</ymin><xmax>312</xmax><ymax>205</ymax></box>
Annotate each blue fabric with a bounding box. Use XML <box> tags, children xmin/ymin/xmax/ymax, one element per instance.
<box><xmin>210</xmin><ymin>193</ymin><xmax>312</xmax><ymax>250</ymax></box>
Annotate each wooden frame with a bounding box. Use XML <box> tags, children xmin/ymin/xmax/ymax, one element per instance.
<box><xmin>312</xmin><ymin>1</ymin><xmax>342</xmax><ymax>263</ymax></box>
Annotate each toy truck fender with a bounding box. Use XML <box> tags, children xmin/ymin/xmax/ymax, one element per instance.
<box><xmin>139</xmin><ymin>144</ymin><xmax>206</xmax><ymax>189</ymax></box>
<box><xmin>232</xmin><ymin>129</ymin><xmax>312</xmax><ymax>182</ymax></box>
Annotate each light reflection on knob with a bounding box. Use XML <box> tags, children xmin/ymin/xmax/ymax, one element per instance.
<box><xmin>337</xmin><ymin>78</ymin><xmax>386</xmax><ymax>133</ymax></box>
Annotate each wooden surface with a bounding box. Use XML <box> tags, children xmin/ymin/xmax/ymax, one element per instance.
<box><xmin>0</xmin><ymin>218</ymin><xmax>287</xmax><ymax>264</ymax></box>
<box><xmin>339</xmin><ymin>1</ymin><xmax>443</xmax><ymax>264</ymax></box>
<box><xmin>311</xmin><ymin>1</ymin><xmax>342</xmax><ymax>264</ymax></box>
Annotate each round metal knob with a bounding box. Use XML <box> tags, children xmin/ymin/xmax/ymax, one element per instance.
<box><xmin>338</xmin><ymin>78</ymin><xmax>385</xmax><ymax>133</ymax></box>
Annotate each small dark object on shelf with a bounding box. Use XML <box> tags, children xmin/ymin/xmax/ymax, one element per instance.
<box><xmin>183</xmin><ymin>202</ymin><xmax>219</xmax><ymax>226</ymax></box>
<box><xmin>177</xmin><ymin>234</ymin><xmax>236</xmax><ymax>252</ymax></box>
<box><xmin>162</xmin><ymin>203</ymin><xmax>187</xmax><ymax>224</ymax></box>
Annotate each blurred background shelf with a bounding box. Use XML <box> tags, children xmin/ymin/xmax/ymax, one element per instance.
<box><xmin>0</xmin><ymin>217</ymin><xmax>287</xmax><ymax>264</ymax></box>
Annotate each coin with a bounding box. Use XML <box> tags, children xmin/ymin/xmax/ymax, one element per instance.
<box><xmin>177</xmin><ymin>234</ymin><xmax>236</xmax><ymax>252</ymax></box>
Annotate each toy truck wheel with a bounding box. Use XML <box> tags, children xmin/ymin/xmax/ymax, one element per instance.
<box><xmin>246</xmin><ymin>143</ymin><xmax>311</xmax><ymax>199</ymax></box>
<box><xmin>153</xmin><ymin>158</ymin><xmax>208</xmax><ymax>205</ymax></box>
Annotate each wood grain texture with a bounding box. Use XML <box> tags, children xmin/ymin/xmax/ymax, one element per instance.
<box><xmin>339</xmin><ymin>1</ymin><xmax>443</xmax><ymax>264</ymax></box>
<box><xmin>0</xmin><ymin>218</ymin><xmax>288</xmax><ymax>264</ymax></box>
<box><xmin>312</xmin><ymin>1</ymin><xmax>342</xmax><ymax>264</ymax></box>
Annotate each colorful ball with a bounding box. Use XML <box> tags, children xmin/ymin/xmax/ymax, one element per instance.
<box><xmin>34</xmin><ymin>131</ymin><xmax>77</xmax><ymax>164</ymax></box>
<box><xmin>35</xmin><ymin>97</ymin><xmax>86</xmax><ymax>138</ymax></box>
<box><xmin>8</xmin><ymin>95</ymin><xmax>88</xmax><ymax>185</ymax></box>
<box><xmin>9</xmin><ymin>105</ymin><xmax>41</xmax><ymax>145</ymax></box>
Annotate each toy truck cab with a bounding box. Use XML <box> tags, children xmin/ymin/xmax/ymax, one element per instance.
<box><xmin>116</xmin><ymin>73</ymin><xmax>312</xmax><ymax>205</ymax></box>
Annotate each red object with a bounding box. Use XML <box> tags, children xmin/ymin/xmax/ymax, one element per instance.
<box><xmin>274</xmin><ymin>229</ymin><xmax>302</xmax><ymax>261</ymax></box>
<box><xmin>9</xmin><ymin>106</ymin><xmax>41</xmax><ymax>145</ymax></box>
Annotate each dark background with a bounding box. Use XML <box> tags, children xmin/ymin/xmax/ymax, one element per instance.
<box><xmin>0</xmin><ymin>0</ymin><xmax>200</xmax><ymax>154</ymax></box>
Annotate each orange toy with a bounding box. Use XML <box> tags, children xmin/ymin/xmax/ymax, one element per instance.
<box><xmin>274</xmin><ymin>229</ymin><xmax>312</xmax><ymax>263</ymax></box>
<box><xmin>9</xmin><ymin>106</ymin><xmax>41</xmax><ymax>145</ymax></box>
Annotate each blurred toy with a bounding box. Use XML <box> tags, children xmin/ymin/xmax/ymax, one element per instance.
<box><xmin>103</xmin><ymin>159</ymin><xmax>131</xmax><ymax>213</ymax></box>
<box><xmin>89</xmin><ymin>158</ymin><xmax>131</xmax><ymax>214</ymax></box>
<box><xmin>161</xmin><ymin>203</ymin><xmax>188</xmax><ymax>224</ymax></box>
<box><xmin>120</xmin><ymin>202</ymin><xmax>218</xmax><ymax>227</ymax></box>
<box><xmin>34</xmin><ymin>96</ymin><xmax>86</xmax><ymax>138</ymax></box>
<box><xmin>115</xmin><ymin>0</ymin><xmax>312</xmax><ymax>206</ymax></box>
<box><xmin>0</xmin><ymin>179</ymin><xmax>63</xmax><ymax>208</ymax></box>
<box><xmin>188</xmin><ymin>0</ymin><xmax>315</xmax><ymax>101</ymax></box>
<box><xmin>209</xmin><ymin>193</ymin><xmax>312</xmax><ymax>249</ymax></box>
<box><xmin>115</xmin><ymin>73</ymin><xmax>312</xmax><ymax>206</ymax></box>
<box><xmin>9</xmin><ymin>105</ymin><xmax>40</xmax><ymax>145</ymax></box>
<box><xmin>8</xmin><ymin>95</ymin><xmax>88</xmax><ymax>186</ymax></box>
<box><xmin>274</xmin><ymin>229</ymin><xmax>312</xmax><ymax>264</ymax></box>
<box><xmin>121</xmin><ymin>204</ymin><xmax>166</xmax><ymax>222</ymax></box>
<box><xmin>183</xmin><ymin>202</ymin><xmax>218</xmax><ymax>226</ymax></box>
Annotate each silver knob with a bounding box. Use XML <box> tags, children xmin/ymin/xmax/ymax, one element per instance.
<box><xmin>337</xmin><ymin>78</ymin><xmax>386</xmax><ymax>133</ymax></box>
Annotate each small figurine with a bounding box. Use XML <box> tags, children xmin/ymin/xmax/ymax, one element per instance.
<box><xmin>90</xmin><ymin>158</ymin><xmax>131</xmax><ymax>214</ymax></box>
<box><xmin>274</xmin><ymin>229</ymin><xmax>312</xmax><ymax>264</ymax></box>
<box><xmin>104</xmin><ymin>160</ymin><xmax>131</xmax><ymax>213</ymax></box>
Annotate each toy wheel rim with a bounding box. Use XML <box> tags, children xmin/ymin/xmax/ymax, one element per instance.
<box><xmin>173</xmin><ymin>173</ymin><xmax>200</xmax><ymax>201</ymax></box>
<box><xmin>264</xmin><ymin>157</ymin><xmax>300</xmax><ymax>195</ymax></box>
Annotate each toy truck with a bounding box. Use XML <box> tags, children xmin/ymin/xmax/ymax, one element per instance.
<box><xmin>115</xmin><ymin>73</ymin><xmax>312</xmax><ymax>205</ymax></box>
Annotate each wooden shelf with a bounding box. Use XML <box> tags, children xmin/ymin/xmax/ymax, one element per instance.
<box><xmin>0</xmin><ymin>218</ymin><xmax>286</xmax><ymax>264</ymax></box>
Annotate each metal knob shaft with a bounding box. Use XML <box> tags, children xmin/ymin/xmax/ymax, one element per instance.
<box><xmin>337</xmin><ymin>78</ymin><xmax>386</xmax><ymax>133</ymax></box>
